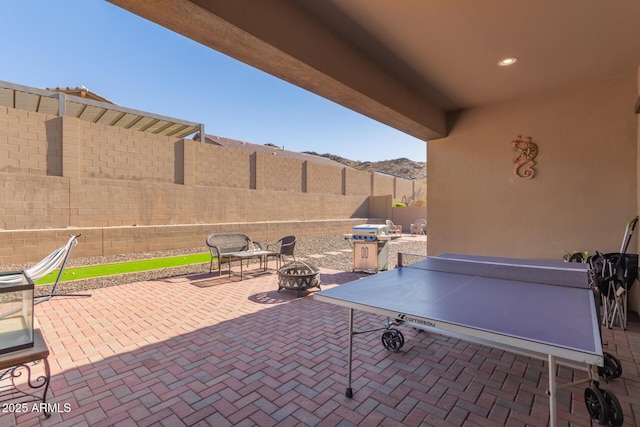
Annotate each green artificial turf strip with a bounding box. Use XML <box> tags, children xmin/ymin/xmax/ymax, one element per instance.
<box><xmin>34</xmin><ymin>252</ymin><xmax>212</xmax><ymax>285</ymax></box>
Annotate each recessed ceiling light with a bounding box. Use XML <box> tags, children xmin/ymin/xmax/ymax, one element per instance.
<box><xmin>498</xmin><ymin>57</ymin><xmax>518</xmax><ymax>67</ymax></box>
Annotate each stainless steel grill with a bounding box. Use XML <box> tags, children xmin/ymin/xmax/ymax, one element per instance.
<box><xmin>349</xmin><ymin>224</ymin><xmax>391</xmax><ymax>272</ymax></box>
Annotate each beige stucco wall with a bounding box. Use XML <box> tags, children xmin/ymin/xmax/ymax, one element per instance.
<box><xmin>428</xmin><ymin>72</ymin><xmax>638</xmax><ymax>260</ymax></box>
<box><xmin>631</xmin><ymin>67</ymin><xmax>640</xmax><ymax>313</ymax></box>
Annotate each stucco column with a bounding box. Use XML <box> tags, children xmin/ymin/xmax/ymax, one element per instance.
<box><xmin>631</xmin><ymin>66</ymin><xmax>640</xmax><ymax>314</ymax></box>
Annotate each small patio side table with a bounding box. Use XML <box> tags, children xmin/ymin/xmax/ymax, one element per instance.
<box><xmin>0</xmin><ymin>329</ymin><xmax>51</xmax><ymax>418</ymax></box>
<box><xmin>226</xmin><ymin>250</ymin><xmax>277</xmax><ymax>280</ymax></box>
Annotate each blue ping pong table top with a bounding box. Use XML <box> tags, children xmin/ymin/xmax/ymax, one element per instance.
<box><xmin>314</xmin><ymin>253</ymin><xmax>602</xmax><ymax>363</ymax></box>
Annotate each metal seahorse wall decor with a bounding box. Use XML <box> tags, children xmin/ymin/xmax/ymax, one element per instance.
<box><xmin>511</xmin><ymin>135</ymin><xmax>538</xmax><ymax>179</ymax></box>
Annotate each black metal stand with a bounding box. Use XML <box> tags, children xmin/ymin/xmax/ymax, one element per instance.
<box><xmin>34</xmin><ymin>234</ymin><xmax>91</xmax><ymax>304</ymax></box>
<box><xmin>0</xmin><ymin>330</ymin><xmax>51</xmax><ymax>418</ymax></box>
<box><xmin>0</xmin><ymin>360</ymin><xmax>51</xmax><ymax>418</ymax></box>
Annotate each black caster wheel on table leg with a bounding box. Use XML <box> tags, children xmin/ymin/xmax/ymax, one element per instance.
<box><xmin>381</xmin><ymin>329</ymin><xmax>404</xmax><ymax>352</ymax></box>
<box><xmin>598</xmin><ymin>352</ymin><xmax>623</xmax><ymax>381</ymax></box>
<box><xmin>584</xmin><ymin>385</ymin><xmax>610</xmax><ymax>425</ymax></box>
<box><xmin>601</xmin><ymin>389</ymin><xmax>623</xmax><ymax>427</ymax></box>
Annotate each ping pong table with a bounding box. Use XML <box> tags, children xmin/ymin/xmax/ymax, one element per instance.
<box><xmin>314</xmin><ymin>253</ymin><xmax>623</xmax><ymax>426</ymax></box>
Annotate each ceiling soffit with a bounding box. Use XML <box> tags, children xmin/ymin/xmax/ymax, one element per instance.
<box><xmin>107</xmin><ymin>0</ymin><xmax>447</xmax><ymax>141</ymax></box>
<box><xmin>107</xmin><ymin>0</ymin><xmax>640</xmax><ymax>140</ymax></box>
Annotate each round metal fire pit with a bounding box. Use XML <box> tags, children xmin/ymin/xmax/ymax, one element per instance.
<box><xmin>277</xmin><ymin>261</ymin><xmax>321</xmax><ymax>297</ymax></box>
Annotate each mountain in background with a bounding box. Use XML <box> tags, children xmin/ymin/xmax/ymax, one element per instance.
<box><xmin>304</xmin><ymin>152</ymin><xmax>426</xmax><ymax>180</ymax></box>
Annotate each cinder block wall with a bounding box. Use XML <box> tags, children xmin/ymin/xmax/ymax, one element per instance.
<box><xmin>0</xmin><ymin>106</ymin><xmax>420</xmax><ymax>263</ymax></box>
<box><xmin>0</xmin><ymin>108</ymin><xmax>60</xmax><ymax>176</ymax></box>
<box><xmin>306</xmin><ymin>162</ymin><xmax>343</xmax><ymax>195</ymax></box>
<box><xmin>194</xmin><ymin>143</ymin><xmax>250</xmax><ymax>188</ymax></box>
<box><xmin>345</xmin><ymin>168</ymin><xmax>371</xmax><ymax>196</ymax></box>
<box><xmin>372</xmin><ymin>173</ymin><xmax>395</xmax><ymax>196</ymax></box>
<box><xmin>76</xmin><ymin>122</ymin><xmax>177</xmax><ymax>183</ymax></box>
<box><xmin>256</xmin><ymin>152</ymin><xmax>303</xmax><ymax>191</ymax></box>
<box><xmin>395</xmin><ymin>179</ymin><xmax>414</xmax><ymax>203</ymax></box>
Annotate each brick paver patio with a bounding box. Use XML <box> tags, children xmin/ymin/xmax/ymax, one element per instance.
<box><xmin>2</xmin><ymin>264</ymin><xmax>639</xmax><ymax>426</ymax></box>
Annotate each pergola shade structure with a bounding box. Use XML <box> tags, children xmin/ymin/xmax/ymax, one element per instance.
<box><xmin>0</xmin><ymin>80</ymin><xmax>203</xmax><ymax>139</ymax></box>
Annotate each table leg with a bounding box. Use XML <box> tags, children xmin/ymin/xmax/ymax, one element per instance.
<box><xmin>346</xmin><ymin>308</ymin><xmax>354</xmax><ymax>398</ymax></box>
<box><xmin>0</xmin><ymin>357</ymin><xmax>51</xmax><ymax>418</ymax></box>
<box><xmin>41</xmin><ymin>357</ymin><xmax>51</xmax><ymax>418</ymax></box>
<box><xmin>548</xmin><ymin>354</ymin><xmax>557</xmax><ymax>427</ymax></box>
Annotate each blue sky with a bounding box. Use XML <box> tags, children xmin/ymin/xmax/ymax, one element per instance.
<box><xmin>0</xmin><ymin>1</ymin><xmax>426</xmax><ymax>163</ymax></box>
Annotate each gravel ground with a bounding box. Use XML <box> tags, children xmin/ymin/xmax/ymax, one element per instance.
<box><xmin>2</xmin><ymin>234</ymin><xmax>427</xmax><ymax>297</ymax></box>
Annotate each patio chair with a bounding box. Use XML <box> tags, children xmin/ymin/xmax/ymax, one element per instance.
<box><xmin>385</xmin><ymin>220</ymin><xmax>402</xmax><ymax>235</ymax></box>
<box><xmin>410</xmin><ymin>219</ymin><xmax>427</xmax><ymax>236</ymax></box>
<box><xmin>0</xmin><ymin>234</ymin><xmax>90</xmax><ymax>305</ymax></box>
<box><xmin>266</xmin><ymin>236</ymin><xmax>297</xmax><ymax>270</ymax></box>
